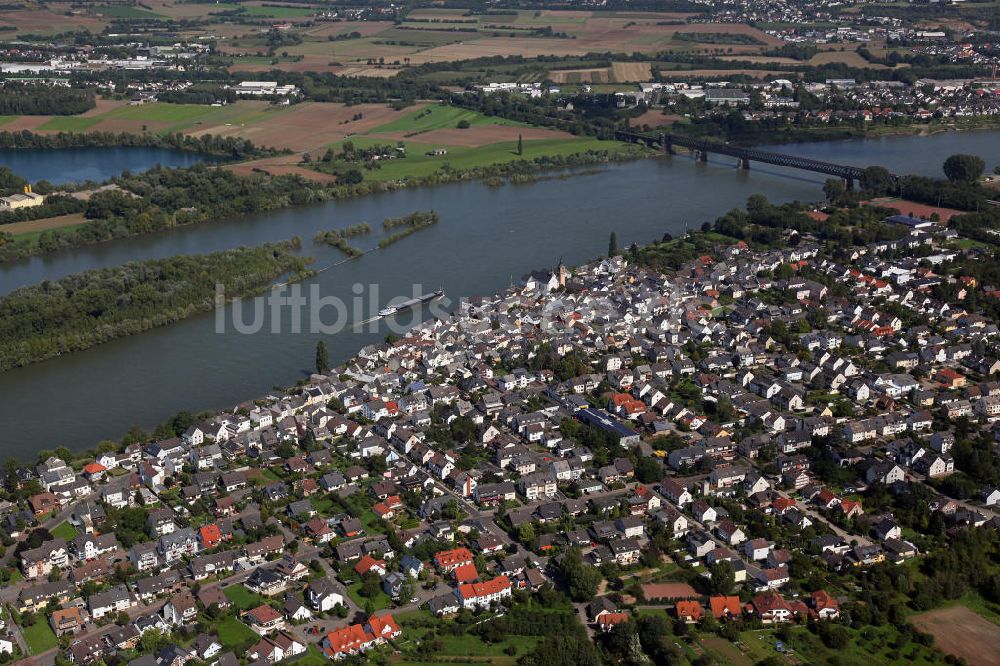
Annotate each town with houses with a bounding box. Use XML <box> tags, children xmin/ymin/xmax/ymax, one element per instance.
<box><xmin>0</xmin><ymin>198</ymin><xmax>998</xmax><ymax>665</ymax></box>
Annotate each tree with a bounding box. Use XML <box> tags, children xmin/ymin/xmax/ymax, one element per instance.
<box><xmin>708</xmin><ymin>560</ymin><xmax>735</xmax><ymax>595</ymax></box>
<box><xmin>860</xmin><ymin>166</ymin><xmax>893</xmax><ymax>196</ymax></box>
<box><xmin>557</xmin><ymin>548</ymin><xmax>601</xmax><ymax>602</ymax></box>
<box><xmin>315</xmin><ymin>340</ymin><xmax>330</xmax><ymax>373</ymax></box>
<box><xmin>520</xmin><ymin>635</ymin><xmax>601</xmax><ymax>666</ymax></box>
<box><xmin>943</xmin><ymin>154</ymin><xmax>985</xmax><ymax>183</ymax></box>
<box><xmin>774</xmin><ymin>263</ymin><xmax>795</xmax><ymax>279</ymax></box>
<box><xmin>517</xmin><ymin>134</ymin><xmax>523</xmax><ymax>156</ymax></box>
<box><xmin>608</xmin><ymin>231</ymin><xmax>618</xmax><ymax>257</ymax></box>
<box><xmin>823</xmin><ymin>178</ymin><xmax>847</xmax><ymax>204</ymax></box>
<box><xmin>516</xmin><ymin>522</ymin><xmax>535</xmax><ymax>544</ymax></box>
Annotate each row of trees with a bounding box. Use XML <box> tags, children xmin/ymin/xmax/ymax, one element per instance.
<box><xmin>0</xmin><ymin>129</ymin><xmax>279</xmax><ymax>159</ymax></box>
<box><xmin>0</xmin><ymin>86</ymin><xmax>95</xmax><ymax>115</ymax></box>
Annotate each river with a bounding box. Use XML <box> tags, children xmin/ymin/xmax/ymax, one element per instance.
<box><xmin>2</xmin><ymin>130</ymin><xmax>999</xmax><ymax>455</ymax></box>
<box><xmin>0</xmin><ymin>146</ymin><xmax>221</xmax><ymax>185</ymax></box>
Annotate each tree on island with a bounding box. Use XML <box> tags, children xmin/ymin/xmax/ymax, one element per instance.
<box><xmin>943</xmin><ymin>154</ymin><xmax>985</xmax><ymax>183</ymax></box>
<box><xmin>315</xmin><ymin>340</ymin><xmax>329</xmax><ymax>374</ymax></box>
<box><xmin>608</xmin><ymin>231</ymin><xmax>618</xmax><ymax>257</ymax></box>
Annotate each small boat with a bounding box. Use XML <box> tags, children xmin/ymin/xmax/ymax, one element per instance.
<box><xmin>378</xmin><ymin>305</ymin><xmax>398</xmax><ymax>317</ymax></box>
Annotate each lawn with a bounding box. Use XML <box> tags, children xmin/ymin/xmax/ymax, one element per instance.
<box><xmin>311</xmin><ymin>496</ymin><xmax>336</xmax><ymax>514</ymax></box>
<box><xmin>366</xmin><ymin>106</ymin><xmax>525</xmax><ymax>135</ymax></box>
<box><xmin>50</xmin><ymin>520</ymin><xmax>78</xmax><ymax>541</ymax></box>
<box><xmin>326</xmin><ymin>135</ymin><xmax>629</xmax><ymax>182</ymax></box>
<box><xmin>22</xmin><ymin>621</ymin><xmax>58</xmax><ymax>654</ymax></box>
<box><xmin>223</xmin><ymin>585</ymin><xmax>267</xmax><ymax>611</ymax></box>
<box><xmin>346</xmin><ymin>581</ymin><xmax>393</xmax><ymax>611</ymax></box>
<box><xmin>284</xmin><ymin>644</ymin><xmax>328</xmax><ymax>666</ymax></box>
<box><xmin>216</xmin><ymin>615</ymin><xmax>259</xmax><ymax>650</ymax></box>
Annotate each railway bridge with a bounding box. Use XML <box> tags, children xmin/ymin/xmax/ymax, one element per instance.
<box><xmin>615</xmin><ymin>130</ymin><xmax>885</xmax><ymax>189</ymax></box>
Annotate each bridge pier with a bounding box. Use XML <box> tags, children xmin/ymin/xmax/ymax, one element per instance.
<box><xmin>844</xmin><ymin>176</ymin><xmax>855</xmax><ymax>190</ymax></box>
<box><xmin>660</xmin><ymin>133</ymin><xmax>674</xmax><ymax>155</ymax></box>
<box><xmin>697</xmin><ymin>150</ymin><xmax>707</xmax><ymax>163</ymax></box>
<box><xmin>737</xmin><ymin>157</ymin><xmax>750</xmax><ymax>170</ymax></box>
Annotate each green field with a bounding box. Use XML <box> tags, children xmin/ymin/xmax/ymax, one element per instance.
<box><xmin>22</xmin><ymin>621</ymin><xmax>58</xmax><ymax>654</ymax></box>
<box><xmin>36</xmin><ymin>117</ymin><xmax>100</xmax><ymax>132</ymax></box>
<box><xmin>243</xmin><ymin>5</ymin><xmax>316</xmax><ymax>18</ymax></box>
<box><xmin>35</xmin><ymin>101</ymin><xmax>289</xmax><ymax>136</ymax></box>
<box><xmin>50</xmin><ymin>521</ymin><xmax>78</xmax><ymax>541</ymax></box>
<box><xmin>92</xmin><ymin>5</ymin><xmax>166</xmax><ymax>19</ymax></box>
<box><xmin>216</xmin><ymin>615</ymin><xmax>259</xmax><ymax>650</ymax></box>
<box><xmin>328</xmin><ymin>135</ymin><xmax>629</xmax><ymax>182</ymax></box>
<box><xmin>223</xmin><ymin>585</ymin><xmax>267</xmax><ymax>611</ymax></box>
<box><xmin>365</xmin><ymin>105</ymin><xmax>525</xmax><ymax>135</ymax></box>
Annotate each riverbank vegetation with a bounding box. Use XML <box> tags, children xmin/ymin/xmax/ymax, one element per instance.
<box><xmin>0</xmin><ymin>130</ymin><xmax>281</xmax><ymax>160</ymax></box>
<box><xmin>313</xmin><ymin>223</ymin><xmax>371</xmax><ymax>257</ymax></box>
<box><xmin>378</xmin><ymin>210</ymin><xmax>439</xmax><ymax>247</ymax></box>
<box><xmin>0</xmin><ymin>240</ymin><xmax>311</xmax><ymax>372</ymax></box>
<box><xmin>0</xmin><ymin>165</ymin><xmax>329</xmax><ymax>262</ymax></box>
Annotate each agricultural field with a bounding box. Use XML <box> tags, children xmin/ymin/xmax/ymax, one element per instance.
<box><xmin>58</xmin><ymin>5</ymin><xmax>784</xmax><ymax>76</ymax></box>
<box><xmin>2</xmin><ymin>100</ymin><xmax>422</xmax><ymax>155</ymax></box>
<box><xmin>549</xmin><ymin>61</ymin><xmax>653</xmax><ymax>84</ymax></box>
<box><xmin>0</xmin><ymin>97</ymin><xmax>633</xmax><ymax>184</ymax></box>
<box><xmin>912</xmin><ymin>604</ymin><xmax>1000</xmax><ymax>665</ymax></box>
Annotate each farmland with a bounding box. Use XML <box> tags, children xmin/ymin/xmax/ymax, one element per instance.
<box><xmin>912</xmin><ymin>605</ymin><xmax>1000</xmax><ymax>665</ymax></box>
<box><xmin>0</xmin><ymin>96</ymin><xmax>639</xmax><ymax>184</ymax></box>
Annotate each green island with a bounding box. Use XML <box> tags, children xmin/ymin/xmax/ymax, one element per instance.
<box><xmin>378</xmin><ymin>210</ymin><xmax>440</xmax><ymax>248</ymax></box>
<box><xmin>0</xmin><ymin>240</ymin><xmax>311</xmax><ymax>372</ymax></box>
<box><xmin>313</xmin><ymin>222</ymin><xmax>372</xmax><ymax>257</ymax></box>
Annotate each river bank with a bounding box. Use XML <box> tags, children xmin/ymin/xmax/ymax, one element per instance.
<box><xmin>1</xmin><ymin>129</ymin><xmax>999</xmax><ymax>454</ymax></box>
<box><xmin>0</xmin><ymin>143</ymin><xmax>648</xmax><ymax>263</ymax></box>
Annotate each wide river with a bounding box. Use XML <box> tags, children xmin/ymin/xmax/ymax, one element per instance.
<box><xmin>2</xmin><ymin>130</ymin><xmax>999</xmax><ymax>455</ymax></box>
